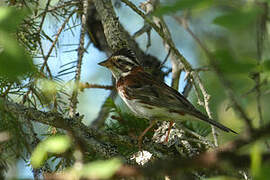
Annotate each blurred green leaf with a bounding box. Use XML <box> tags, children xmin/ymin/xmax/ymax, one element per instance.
<box><xmin>0</xmin><ymin>7</ymin><xmax>29</xmax><ymax>33</ymax></box>
<box><xmin>154</xmin><ymin>0</ymin><xmax>213</xmax><ymax>16</ymax></box>
<box><xmin>0</xmin><ymin>7</ymin><xmax>35</xmax><ymax>81</ymax></box>
<box><xmin>31</xmin><ymin>145</ymin><xmax>48</xmax><ymax>168</ymax></box>
<box><xmin>80</xmin><ymin>158</ymin><xmax>122</xmax><ymax>179</ymax></box>
<box><xmin>43</xmin><ymin>135</ymin><xmax>71</xmax><ymax>153</ymax></box>
<box><xmin>0</xmin><ymin>31</ymin><xmax>35</xmax><ymax>80</ymax></box>
<box><xmin>213</xmin><ymin>8</ymin><xmax>260</xmax><ymax>30</ymax></box>
<box><xmin>31</xmin><ymin>135</ymin><xmax>71</xmax><ymax>168</ymax></box>
<box><xmin>214</xmin><ymin>50</ymin><xmax>257</xmax><ymax>74</ymax></box>
<box><xmin>251</xmin><ymin>143</ymin><xmax>262</xmax><ymax>177</ymax></box>
<box><xmin>37</xmin><ymin>79</ymin><xmax>59</xmax><ymax>104</ymax></box>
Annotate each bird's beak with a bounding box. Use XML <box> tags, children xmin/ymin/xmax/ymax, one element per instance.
<box><xmin>98</xmin><ymin>59</ymin><xmax>111</xmax><ymax>67</ymax></box>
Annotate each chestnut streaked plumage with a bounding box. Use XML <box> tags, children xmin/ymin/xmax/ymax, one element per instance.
<box><xmin>99</xmin><ymin>48</ymin><xmax>237</xmax><ymax>146</ymax></box>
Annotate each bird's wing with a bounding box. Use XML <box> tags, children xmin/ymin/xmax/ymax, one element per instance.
<box><xmin>118</xmin><ymin>69</ymin><xmax>197</xmax><ymax>114</ymax></box>
<box><xmin>118</xmin><ymin>69</ymin><xmax>237</xmax><ymax>134</ymax></box>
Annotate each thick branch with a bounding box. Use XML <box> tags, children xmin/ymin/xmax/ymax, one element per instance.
<box><xmin>2</xmin><ymin>99</ymin><xmax>177</xmax><ymax>161</ymax></box>
<box><xmin>92</xmin><ymin>0</ymin><xmax>128</xmax><ymax>51</ymax></box>
<box><xmin>2</xmin><ymin>99</ymin><xmax>122</xmax><ymax>159</ymax></box>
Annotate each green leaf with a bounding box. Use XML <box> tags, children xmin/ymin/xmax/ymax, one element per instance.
<box><xmin>43</xmin><ymin>135</ymin><xmax>71</xmax><ymax>154</ymax></box>
<box><xmin>154</xmin><ymin>0</ymin><xmax>213</xmax><ymax>16</ymax></box>
<box><xmin>213</xmin><ymin>8</ymin><xmax>260</xmax><ymax>30</ymax></box>
<box><xmin>214</xmin><ymin>50</ymin><xmax>256</xmax><ymax>74</ymax></box>
<box><xmin>0</xmin><ymin>7</ymin><xmax>30</xmax><ymax>33</ymax></box>
<box><xmin>31</xmin><ymin>146</ymin><xmax>48</xmax><ymax>168</ymax></box>
<box><xmin>80</xmin><ymin>158</ymin><xmax>122</xmax><ymax>179</ymax></box>
<box><xmin>31</xmin><ymin>135</ymin><xmax>71</xmax><ymax>168</ymax></box>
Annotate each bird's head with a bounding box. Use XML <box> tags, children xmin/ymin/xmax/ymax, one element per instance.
<box><xmin>98</xmin><ymin>48</ymin><xmax>140</xmax><ymax>80</ymax></box>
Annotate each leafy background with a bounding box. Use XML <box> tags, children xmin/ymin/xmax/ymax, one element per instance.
<box><xmin>1</xmin><ymin>0</ymin><xmax>270</xmax><ymax>179</ymax></box>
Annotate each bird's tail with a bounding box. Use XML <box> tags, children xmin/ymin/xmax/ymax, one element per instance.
<box><xmin>192</xmin><ymin>110</ymin><xmax>237</xmax><ymax>134</ymax></box>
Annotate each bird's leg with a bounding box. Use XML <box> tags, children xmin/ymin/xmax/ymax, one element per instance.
<box><xmin>164</xmin><ymin>121</ymin><xmax>174</xmax><ymax>143</ymax></box>
<box><xmin>138</xmin><ymin>120</ymin><xmax>156</xmax><ymax>150</ymax></box>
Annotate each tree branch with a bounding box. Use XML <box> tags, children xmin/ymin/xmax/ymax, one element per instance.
<box><xmin>69</xmin><ymin>0</ymin><xmax>88</xmax><ymax>117</ymax></box>
<box><xmin>92</xmin><ymin>0</ymin><xmax>128</xmax><ymax>51</ymax></box>
<box><xmin>2</xmin><ymin>98</ymin><xmax>179</xmax><ymax>161</ymax></box>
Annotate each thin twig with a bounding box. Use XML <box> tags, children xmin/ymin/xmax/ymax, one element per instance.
<box><xmin>139</xmin><ymin>0</ymin><xmax>183</xmax><ymax>90</ymax></box>
<box><xmin>37</xmin><ymin>35</ymin><xmax>53</xmax><ymax>79</ymax></box>
<box><xmin>40</xmin><ymin>10</ymin><xmax>76</xmax><ymax>72</ymax></box>
<box><xmin>182</xmin><ymin>77</ymin><xmax>193</xmax><ymax>98</ymax></box>
<box><xmin>193</xmin><ymin>73</ymin><xmax>218</xmax><ymax>146</ymax></box>
<box><xmin>35</xmin><ymin>1</ymin><xmax>78</xmax><ymax>18</ymax></box>
<box><xmin>174</xmin><ymin>16</ymin><xmax>254</xmax><ymax>134</ymax></box>
<box><xmin>69</xmin><ymin>1</ymin><xmax>88</xmax><ymax>117</ymax></box>
<box><xmin>160</xmin><ymin>49</ymin><xmax>171</xmax><ymax>68</ymax></box>
<box><xmin>1</xmin><ymin>83</ymin><xmax>13</xmax><ymax>97</ymax></box>
<box><xmin>80</xmin><ymin>83</ymin><xmax>114</xmax><ymax>91</ymax></box>
<box><xmin>132</xmin><ymin>23</ymin><xmax>151</xmax><ymax>38</ymax></box>
<box><xmin>37</xmin><ymin>0</ymin><xmax>51</xmax><ymax>36</ymax></box>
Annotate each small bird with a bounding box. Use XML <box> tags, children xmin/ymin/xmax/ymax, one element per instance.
<box><xmin>99</xmin><ymin>48</ymin><xmax>236</xmax><ymax>147</ymax></box>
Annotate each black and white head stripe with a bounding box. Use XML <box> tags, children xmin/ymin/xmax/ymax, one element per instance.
<box><xmin>110</xmin><ymin>55</ymin><xmax>138</xmax><ymax>72</ymax></box>
<box><xmin>112</xmin><ymin>48</ymin><xmax>140</xmax><ymax>66</ymax></box>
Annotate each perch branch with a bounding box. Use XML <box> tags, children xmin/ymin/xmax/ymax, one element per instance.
<box><xmin>2</xmin><ymin>98</ymin><xmax>176</xmax><ymax>161</ymax></box>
